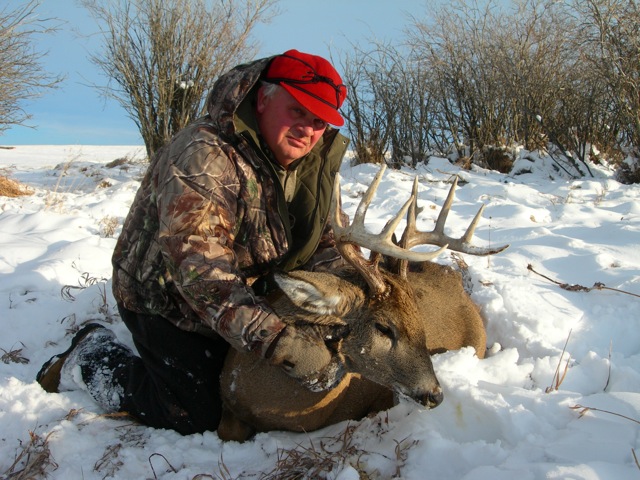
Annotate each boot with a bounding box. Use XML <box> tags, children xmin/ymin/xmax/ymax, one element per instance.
<box><xmin>37</xmin><ymin>323</ymin><xmax>136</xmax><ymax>412</ymax></box>
<box><xmin>36</xmin><ymin>323</ymin><xmax>106</xmax><ymax>393</ymax></box>
<box><xmin>62</xmin><ymin>326</ymin><xmax>134</xmax><ymax>411</ymax></box>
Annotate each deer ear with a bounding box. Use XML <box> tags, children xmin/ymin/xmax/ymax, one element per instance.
<box><xmin>274</xmin><ymin>271</ymin><xmax>364</xmax><ymax>316</ymax></box>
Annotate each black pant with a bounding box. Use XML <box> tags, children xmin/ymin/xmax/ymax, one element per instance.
<box><xmin>108</xmin><ymin>306</ymin><xmax>230</xmax><ymax>434</ymax></box>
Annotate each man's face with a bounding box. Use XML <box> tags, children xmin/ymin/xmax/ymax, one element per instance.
<box><xmin>256</xmin><ymin>86</ymin><xmax>327</xmax><ymax>168</ymax></box>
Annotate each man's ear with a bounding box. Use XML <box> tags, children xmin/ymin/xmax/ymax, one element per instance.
<box><xmin>274</xmin><ymin>271</ymin><xmax>364</xmax><ymax>316</ymax></box>
<box><xmin>256</xmin><ymin>85</ymin><xmax>268</xmax><ymax>114</ymax></box>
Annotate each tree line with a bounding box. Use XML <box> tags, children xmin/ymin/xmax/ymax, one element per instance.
<box><xmin>339</xmin><ymin>0</ymin><xmax>640</xmax><ymax>182</ymax></box>
<box><xmin>2</xmin><ymin>0</ymin><xmax>639</xmax><ymax>183</ymax></box>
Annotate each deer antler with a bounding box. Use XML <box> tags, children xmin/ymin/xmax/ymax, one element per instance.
<box><xmin>396</xmin><ymin>174</ymin><xmax>509</xmax><ymax>278</ymax></box>
<box><xmin>331</xmin><ymin>166</ymin><xmax>509</xmax><ymax>294</ymax></box>
<box><xmin>400</xmin><ymin>175</ymin><xmax>509</xmax><ymax>255</ymax></box>
<box><xmin>331</xmin><ymin>165</ymin><xmax>448</xmax><ymax>296</ymax></box>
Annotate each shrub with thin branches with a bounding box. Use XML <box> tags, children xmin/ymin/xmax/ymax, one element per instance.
<box><xmin>80</xmin><ymin>0</ymin><xmax>278</xmax><ymax>160</ymax></box>
<box><xmin>0</xmin><ymin>0</ymin><xmax>63</xmax><ymax>135</ymax></box>
<box><xmin>338</xmin><ymin>0</ymin><xmax>640</xmax><ymax>179</ymax></box>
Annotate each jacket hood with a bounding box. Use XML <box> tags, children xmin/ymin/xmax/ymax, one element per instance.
<box><xmin>205</xmin><ymin>56</ymin><xmax>274</xmax><ymax>139</ymax></box>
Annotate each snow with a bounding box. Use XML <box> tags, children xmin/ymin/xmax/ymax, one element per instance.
<box><xmin>1</xmin><ymin>145</ymin><xmax>639</xmax><ymax>479</ymax></box>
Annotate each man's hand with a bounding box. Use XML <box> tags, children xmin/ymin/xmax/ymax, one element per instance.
<box><xmin>267</xmin><ymin>324</ymin><xmax>346</xmax><ymax>392</ymax></box>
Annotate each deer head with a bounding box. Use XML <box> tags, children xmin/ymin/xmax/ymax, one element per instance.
<box><xmin>269</xmin><ymin>165</ymin><xmax>508</xmax><ymax>407</ymax></box>
<box><xmin>217</xmin><ymin>166</ymin><xmax>509</xmax><ymax>440</ymax></box>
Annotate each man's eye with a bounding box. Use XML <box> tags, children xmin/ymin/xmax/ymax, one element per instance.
<box><xmin>314</xmin><ymin>119</ymin><xmax>327</xmax><ymax>130</ymax></box>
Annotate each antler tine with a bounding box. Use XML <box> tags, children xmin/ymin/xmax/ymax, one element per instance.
<box><xmin>433</xmin><ymin>175</ymin><xmax>458</xmax><ymax>233</ymax></box>
<box><xmin>402</xmin><ymin>175</ymin><xmax>509</xmax><ymax>256</ymax></box>
<box><xmin>341</xmin><ymin>166</ymin><xmax>421</xmax><ymax>245</ymax></box>
<box><xmin>461</xmin><ymin>204</ymin><xmax>485</xmax><ymax>243</ymax></box>
<box><xmin>350</xmin><ymin>165</ymin><xmax>387</xmax><ymax>231</ymax></box>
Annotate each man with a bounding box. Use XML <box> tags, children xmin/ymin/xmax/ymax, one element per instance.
<box><xmin>36</xmin><ymin>49</ymin><xmax>349</xmax><ymax>434</ymax></box>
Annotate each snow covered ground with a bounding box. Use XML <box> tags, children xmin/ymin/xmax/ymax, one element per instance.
<box><xmin>1</xmin><ymin>145</ymin><xmax>639</xmax><ymax>479</ymax></box>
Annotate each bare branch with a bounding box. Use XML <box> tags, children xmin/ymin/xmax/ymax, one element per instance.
<box><xmin>80</xmin><ymin>0</ymin><xmax>278</xmax><ymax>159</ymax></box>
<box><xmin>0</xmin><ymin>0</ymin><xmax>64</xmax><ymax>134</ymax></box>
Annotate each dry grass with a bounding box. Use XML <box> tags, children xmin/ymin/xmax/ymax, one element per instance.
<box><xmin>546</xmin><ymin>329</ymin><xmax>572</xmax><ymax>393</ymax></box>
<box><xmin>0</xmin><ymin>175</ymin><xmax>33</xmax><ymax>197</ymax></box>
<box><xmin>259</xmin><ymin>426</ymin><xmax>366</xmax><ymax>480</ymax></box>
<box><xmin>252</xmin><ymin>423</ymin><xmax>416</xmax><ymax>480</ymax></box>
<box><xmin>2</xmin><ymin>430</ymin><xmax>58</xmax><ymax>479</ymax></box>
<box><xmin>99</xmin><ymin>215</ymin><xmax>119</xmax><ymax>238</ymax></box>
<box><xmin>61</xmin><ymin>272</ymin><xmax>108</xmax><ymax>302</ymax></box>
<box><xmin>44</xmin><ymin>160</ymin><xmax>76</xmax><ymax>211</ymax></box>
<box><xmin>1</xmin><ymin>343</ymin><xmax>29</xmax><ymax>365</ymax></box>
<box><xmin>571</xmin><ymin>404</ymin><xmax>640</xmax><ymax>425</ymax></box>
<box><xmin>571</xmin><ymin>402</ymin><xmax>640</xmax><ymax>469</ymax></box>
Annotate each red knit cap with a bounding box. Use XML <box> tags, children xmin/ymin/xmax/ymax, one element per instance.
<box><xmin>264</xmin><ymin>49</ymin><xmax>347</xmax><ymax>126</ymax></box>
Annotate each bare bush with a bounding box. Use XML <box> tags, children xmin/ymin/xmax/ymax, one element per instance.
<box><xmin>338</xmin><ymin>46</ymin><xmax>390</xmax><ymax>166</ymax></box>
<box><xmin>0</xmin><ymin>0</ymin><xmax>63</xmax><ymax>135</ymax></box>
<box><xmin>615</xmin><ymin>159</ymin><xmax>640</xmax><ymax>185</ymax></box>
<box><xmin>81</xmin><ymin>0</ymin><xmax>278</xmax><ymax>159</ymax></box>
<box><xmin>408</xmin><ymin>1</ymin><xmax>507</xmax><ymax>159</ymax></box>
<box><xmin>407</xmin><ymin>0</ymin><xmax>582</xmax><ymax>167</ymax></box>
<box><xmin>335</xmin><ymin>0</ymin><xmax>640</xmax><ymax>178</ymax></box>
<box><xmin>338</xmin><ymin>40</ymin><xmax>440</xmax><ymax>168</ymax></box>
<box><xmin>570</xmin><ymin>0</ymin><xmax>640</xmax><ymax>162</ymax></box>
<box><xmin>384</xmin><ymin>44</ymin><xmax>437</xmax><ymax>167</ymax></box>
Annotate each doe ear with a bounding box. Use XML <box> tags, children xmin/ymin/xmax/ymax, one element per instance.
<box><xmin>274</xmin><ymin>271</ymin><xmax>364</xmax><ymax>316</ymax></box>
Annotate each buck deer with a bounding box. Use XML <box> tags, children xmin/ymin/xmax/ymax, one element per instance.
<box><xmin>217</xmin><ymin>166</ymin><xmax>507</xmax><ymax>442</ymax></box>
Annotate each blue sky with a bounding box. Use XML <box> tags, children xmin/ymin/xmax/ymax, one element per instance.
<box><xmin>2</xmin><ymin>0</ymin><xmax>427</xmax><ymax>146</ymax></box>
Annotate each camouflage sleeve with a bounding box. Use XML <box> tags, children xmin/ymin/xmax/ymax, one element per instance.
<box><xmin>155</xmin><ymin>139</ymin><xmax>284</xmax><ymax>356</ymax></box>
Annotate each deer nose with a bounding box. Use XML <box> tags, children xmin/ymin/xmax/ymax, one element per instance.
<box><xmin>424</xmin><ymin>385</ymin><xmax>444</xmax><ymax>409</ymax></box>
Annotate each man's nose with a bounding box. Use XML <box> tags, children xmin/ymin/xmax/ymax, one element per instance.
<box><xmin>296</xmin><ymin>122</ymin><xmax>314</xmax><ymax>136</ymax></box>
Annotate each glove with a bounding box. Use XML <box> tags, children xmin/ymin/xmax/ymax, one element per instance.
<box><xmin>267</xmin><ymin>324</ymin><xmax>346</xmax><ymax>392</ymax></box>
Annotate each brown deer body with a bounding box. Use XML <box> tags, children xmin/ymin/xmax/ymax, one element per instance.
<box><xmin>217</xmin><ymin>167</ymin><xmax>506</xmax><ymax>442</ymax></box>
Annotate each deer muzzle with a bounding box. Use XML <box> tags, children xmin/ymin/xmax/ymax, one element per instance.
<box><xmin>422</xmin><ymin>385</ymin><xmax>444</xmax><ymax>409</ymax></box>
<box><xmin>401</xmin><ymin>383</ymin><xmax>444</xmax><ymax>409</ymax></box>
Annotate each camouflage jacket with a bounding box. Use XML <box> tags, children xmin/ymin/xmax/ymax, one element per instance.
<box><xmin>112</xmin><ymin>57</ymin><xmax>349</xmax><ymax>357</ymax></box>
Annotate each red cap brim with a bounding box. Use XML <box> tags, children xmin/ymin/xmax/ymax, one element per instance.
<box><xmin>280</xmin><ymin>83</ymin><xmax>345</xmax><ymax>127</ymax></box>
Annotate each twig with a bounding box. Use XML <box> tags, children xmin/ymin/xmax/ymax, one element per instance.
<box><xmin>604</xmin><ymin>341</ymin><xmax>612</xmax><ymax>392</ymax></box>
<box><xmin>571</xmin><ymin>404</ymin><xmax>640</xmax><ymax>425</ymax></box>
<box><xmin>149</xmin><ymin>452</ymin><xmax>178</xmax><ymax>479</ymax></box>
<box><xmin>1</xmin><ymin>342</ymin><xmax>29</xmax><ymax>365</ymax></box>
<box><xmin>94</xmin><ymin>443</ymin><xmax>122</xmax><ymax>473</ymax></box>
<box><xmin>527</xmin><ymin>264</ymin><xmax>640</xmax><ymax>298</ymax></box>
<box><xmin>546</xmin><ymin>329</ymin><xmax>572</xmax><ymax>393</ymax></box>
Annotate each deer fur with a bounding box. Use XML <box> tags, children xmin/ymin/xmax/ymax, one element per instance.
<box><xmin>217</xmin><ymin>261</ymin><xmax>486</xmax><ymax>442</ymax></box>
<box><xmin>217</xmin><ymin>166</ymin><xmax>503</xmax><ymax>442</ymax></box>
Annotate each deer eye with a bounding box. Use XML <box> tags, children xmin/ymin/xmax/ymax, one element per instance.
<box><xmin>375</xmin><ymin>322</ymin><xmax>395</xmax><ymax>340</ymax></box>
